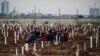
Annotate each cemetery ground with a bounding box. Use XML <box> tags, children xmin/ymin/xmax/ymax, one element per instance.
<box><xmin>0</xmin><ymin>22</ymin><xmax>100</xmax><ymax>56</ymax></box>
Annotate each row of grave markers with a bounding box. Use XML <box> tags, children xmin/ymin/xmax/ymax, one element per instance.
<box><xmin>4</xmin><ymin>29</ymin><xmax>100</xmax><ymax>56</ymax></box>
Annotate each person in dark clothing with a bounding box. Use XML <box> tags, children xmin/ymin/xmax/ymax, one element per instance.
<box><xmin>47</xmin><ymin>33</ymin><xmax>54</xmax><ymax>41</ymax></box>
<box><xmin>50</xmin><ymin>29</ymin><xmax>57</xmax><ymax>37</ymax></box>
<box><xmin>59</xmin><ymin>34</ymin><xmax>65</xmax><ymax>42</ymax></box>
<box><xmin>47</xmin><ymin>29</ymin><xmax>57</xmax><ymax>41</ymax></box>
<box><xmin>25</xmin><ymin>32</ymin><xmax>37</xmax><ymax>43</ymax></box>
<box><xmin>34</xmin><ymin>29</ymin><xmax>40</xmax><ymax>39</ymax></box>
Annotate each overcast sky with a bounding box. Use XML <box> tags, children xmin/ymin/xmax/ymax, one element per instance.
<box><xmin>0</xmin><ymin>0</ymin><xmax>100</xmax><ymax>15</ymax></box>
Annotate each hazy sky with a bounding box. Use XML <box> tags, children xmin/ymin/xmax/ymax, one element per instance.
<box><xmin>0</xmin><ymin>0</ymin><xmax>100</xmax><ymax>15</ymax></box>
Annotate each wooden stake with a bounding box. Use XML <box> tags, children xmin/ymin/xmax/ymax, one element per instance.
<box><xmin>54</xmin><ymin>35</ymin><xmax>58</xmax><ymax>45</ymax></box>
<box><xmin>58</xmin><ymin>37</ymin><xmax>60</xmax><ymax>43</ymax></box>
<box><xmin>17</xmin><ymin>30</ymin><xmax>19</xmax><ymax>40</ymax></box>
<box><xmin>20</xmin><ymin>26</ymin><xmax>22</xmax><ymax>34</ymax></box>
<box><xmin>14</xmin><ymin>31</ymin><xmax>16</xmax><ymax>37</ymax></box>
<box><xmin>96</xmin><ymin>30</ymin><xmax>99</xmax><ymax>48</ymax></box>
<box><xmin>90</xmin><ymin>36</ymin><xmax>93</xmax><ymax>48</ymax></box>
<box><xmin>16</xmin><ymin>48</ymin><xmax>18</xmax><ymax>56</ymax></box>
<box><xmin>33</xmin><ymin>43</ymin><xmax>36</xmax><ymax>51</ymax></box>
<box><xmin>24</xmin><ymin>43</ymin><xmax>29</xmax><ymax>51</ymax></box>
<box><xmin>84</xmin><ymin>43</ymin><xmax>86</xmax><ymax>51</ymax></box>
<box><xmin>4</xmin><ymin>37</ymin><xmax>7</xmax><ymax>45</ymax></box>
<box><xmin>4</xmin><ymin>31</ymin><xmax>6</xmax><ymax>37</ymax></box>
<box><xmin>15</xmin><ymin>37</ymin><xmax>17</xmax><ymax>44</ymax></box>
<box><xmin>22</xmin><ymin>46</ymin><xmax>24</xmax><ymax>55</ymax></box>
<box><xmin>7</xmin><ymin>31</ymin><xmax>8</xmax><ymax>37</ymax></box>
<box><xmin>76</xmin><ymin>44</ymin><xmax>79</xmax><ymax>56</ymax></box>
<box><xmin>41</xmin><ymin>41</ymin><xmax>44</xmax><ymax>49</ymax></box>
<box><xmin>2</xmin><ymin>29</ymin><xmax>3</xmax><ymax>34</ymax></box>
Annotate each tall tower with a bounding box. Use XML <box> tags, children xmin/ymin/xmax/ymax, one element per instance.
<box><xmin>58</xmin><ymin>8</ymin><xmax>61</xmax><ymax>25</ymax></box>
<box><xmin>1</xmin><ymin>0</ymin><xmax>9</xmax><ymax>15</ymax></box>
<box><xmin>76</xmin><ymin>8</ymin><xmax>79</xmax><ymax>16</ymax></box>
<box><xmin>89</xmin><ymin>4</ymin><xmax>100</xmax><ymax>17</ymax></box>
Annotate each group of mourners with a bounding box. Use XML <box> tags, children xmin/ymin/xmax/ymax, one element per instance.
<box><xmin>26</xmin><ymin>26</ymin><xmax>69</xmax><ymax>43</ymax></box>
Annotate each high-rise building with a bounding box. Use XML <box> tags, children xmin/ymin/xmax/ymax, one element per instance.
<box><xmin>89</xmin><ymin>8</ymin><xmax>100</xmax><ymax>17</ymax></box>
<box><xmin>1</xmin><ymin>0</ymin><xmax>9</xmax><ymax>15</ymax></box>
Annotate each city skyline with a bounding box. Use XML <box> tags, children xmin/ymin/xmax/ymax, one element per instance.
<box><xmin>0</xmin><ymin>0</ymin><xmax>100</xmax><ymax>15</ymax></box>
